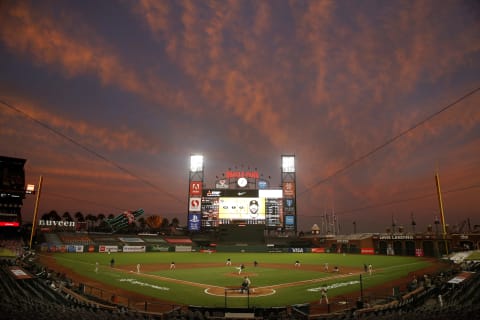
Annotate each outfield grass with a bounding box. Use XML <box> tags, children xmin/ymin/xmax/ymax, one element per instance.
<box><xmin>466</xmin><ymin>251</ymin><xmax>480</xmax><ymax>261</ymax></box>
<box><xmin>49</xmin><ymin>252</ymin><xmax>434</xmax><ymax>308</ymax></box>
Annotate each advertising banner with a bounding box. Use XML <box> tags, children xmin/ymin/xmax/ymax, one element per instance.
<box><xmin>118</xmin><ymin>237</ymin><xmax>144</xmax><ymax>243</ymax></box>
<box><xmin>284</xmin><ymin>198</ymin><xmax>295</xmax><ymax>213</ymax></box>
<box><xmin>188</xmin><ymin>213</ymin><xmax>201</xmax><ymax>231</ymax></box>
<box><xmin>175</xmin><ymin>245</ymin><xmax>192</xmax><ymax>252</ymax></box>
<box><xmin>215</xmin><ymin>179</ymin><xmax>229</xmax><ymax>189</ymax></box>
<box><xmin>148</xmin><ymin>244</ymin><xmax>171</xmax><ymax>252</ymax></box>
<box><xmin>361</xmin><ymin>248</ymin><xmax>375</xmax><ymax>254</ymax></box>
<box><xmin>415</xmin><ymin>248</ymin><xmax>424</xmax><ymax>257</ymax></box>
<box><xmin>285</xmin><ymin>215</ymin><xmax>295</xmax><ymax>229</ymax></box>
<box><xmin>283</xmin><ymin>182</ymin><xmax>295</xmax><ymax>197</ymax></box>
<box><xmin>123</xmin><ymin>245</ymin><xmax>146</xmax><ymax>253</ymax></box>
<box><xmin>202</xmin><ymin>189</ymin><xmax>259</xmax><ymax>197</ymax></box>
<box><xmin>189</xmin><ymin>181</ymin><xmax>202</xmax><ymax>196</ymax></box>
<box><xmin>189</xmin><ymin>197</ymin><xmax>202</xmax><ymax>211</ymax></box>
<box><xmin>67</xmin><ymin>245</ymin><xmax>84</xmax><ymax>253</ymax></box>
<box><xmin>99</xmin><ymin>245</ymin><xmax>119</xmax><ymax>253</ymax></box>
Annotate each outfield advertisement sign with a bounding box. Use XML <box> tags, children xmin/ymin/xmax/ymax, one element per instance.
<box><xmin>67</xmin><ymin>245</ymin><xmax>84</xmax><ymax>253</ymax></box>
<box><xmin>175</xmin><ymin>245</ymin><xmax>192</xmax><ymax>252</ymax></box>
<box><xmin>123</xmin><ymin>246</ymin><xmax>146</xmax><ymax>253</ymax></box>
<box><xmin>118</xmin><ymin>237</ymin><xmax>144</xmax><ymax>243</ymax></box>
<box><xmin>289</xmin><ymin>248</ymin><xmax>313</xmax><ymax>253</ymax></box>
<box><xmin>361</xmin><ymin>248</ymin><xmax>375</xmax><ymax>254</ymax></box>
<box><xmin>99</xmin><ymin>245</ymin><xmax>119</xmax><ymax>253</ymax></box>
<box><xmin>148</xmin><ymin>244</ymin><xmax>171</xmax><ymax>252</ymax></box>
<box><xmin>415</xmin><ymin>248</ymin><xmax>424</xmax><ymax>257</ymax></box>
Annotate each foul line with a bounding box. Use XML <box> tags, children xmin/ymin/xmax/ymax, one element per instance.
<box><xmin>39</xmin><ymin>253</ymin><xmax>430</xmax><ymax>299</ymax></box>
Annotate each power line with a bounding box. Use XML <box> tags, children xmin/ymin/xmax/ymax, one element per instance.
<box><xmin>0</xmin><ymin>99</ymin><xmax>185</xmax><ymax>205</ymax></box>
<box><xmin>42</xmin><ymin>191</ymin><xmax>186</xmax><ymax>216</ymax></box>
<box><xmin>302</xmin><ymin>184</ymin><xmax>480</xmax><ymax>218</ymax></box>
<box><xmin>298</xmin><ymin>86</ymin><xmax>480</xmax><ymax>198</ymax></box>
<box><xmin>43</xmin><ymin>192</ymin><xmax>126</xmax><ymax>213</ymax></box>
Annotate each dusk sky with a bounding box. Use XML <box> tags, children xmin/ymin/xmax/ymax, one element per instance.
<box><xmin>1</xmin><ymin>0</ymin><xmax>479</xmax><ymax>233</ymax></box>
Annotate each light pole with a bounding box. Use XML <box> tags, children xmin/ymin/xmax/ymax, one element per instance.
<box><xmin>29</xmin><ymin>175</ymin><xmax>43</xmax><ymax>250</ymax></box>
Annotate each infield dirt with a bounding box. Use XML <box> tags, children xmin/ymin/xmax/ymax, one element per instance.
<box><xmin>38</xmin><ymin>254</ymin><xmax>445</xmax><ymax>314</ymax></box>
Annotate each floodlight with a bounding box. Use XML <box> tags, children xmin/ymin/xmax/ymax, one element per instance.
<box><xmin>190</xmin><ymin>154</ymin><xmax>204</xmax><ymax>172</ymax></box>
<box><xmin>281</xmin><ymin>155</ymin><xmax>295</xmax><ymax>173</ymax></box>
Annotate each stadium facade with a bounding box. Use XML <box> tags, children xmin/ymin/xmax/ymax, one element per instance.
<box><xmin>2</xmin><ymin>154</ymin><xmax>479</xmax><ymax>257</ymax></box>
<box><xmin>0</xmin><ymin>156</ymin><xmax>27</xmax><ymax>228</ymax></box>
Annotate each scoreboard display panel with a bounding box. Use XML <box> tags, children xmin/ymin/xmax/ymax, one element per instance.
<box><xmin>200</xmin><ymin>189</ymin><xmax>284</xmax><ymax>227</ymax></box>
<box><xmin>219</xmin><ymin>197</ymin><xmax>265</xmax><ymax>221</ymax></box>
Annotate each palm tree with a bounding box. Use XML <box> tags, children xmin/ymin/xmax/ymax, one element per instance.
<box><xmin>171</xmin><ymin>217</ymin><xmax>180</xmax><ymax>227</ymax></box>
<box><xmin>63</xmin><ymin>211</ymin><xmax>72</xmax><ymax>221</ymax></box>
<box><xmin>137</xmin><ymin>217</ymin><xmax>147</xmax><ymax>232</ymax></box>
<box><xmin>85</xmin><ymin>214</ymin><xmax>97</xmax><ymax>231</ymax></box>
<box><xmin>49</xmin><ymin>210</ymin><xmax>60</xmax><ymax>221</ymax></box>
<box><xmin>97</xmin><ymin>213</ymin><xmax>105</xmax><ymax>222</ymax></box>
<box><xmin>74</xmin><ymin>211</ymin><xmax>84</xmax><ymax>222</ymax></box>
<box><xmin>161</xmin><ymin>217</ymin><xmax>170</xmax><ymax>228</ymax></box>
<box><xmin>127</xmin><ymin>219</ymin><xmax>137</xmax><ymax>234</ymax></box>
<box><xmin>40</xmin><ymin>212</ymin><xmax>50</xmax><ymax>220</ymax></box>
<box><xmin>96</xmin><ymin>213</ymin><xmax>106</xmax><ymax>231</ymax></box>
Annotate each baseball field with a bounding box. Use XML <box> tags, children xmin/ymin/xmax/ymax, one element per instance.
<box><xmin>41</xmin><ymin>251</ymin><xmax>443</xmax><ymax>309</ymax></box>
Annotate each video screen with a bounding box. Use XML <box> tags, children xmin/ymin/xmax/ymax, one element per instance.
<box><xmin>219</xmin><ymin>197</ymin><xmax>265</xmax><ymax>220</ymax></box>
<box><xmin>196</xmin><ymin>189</ymin><xmax>286</xmax><ymax>228</ymax></box>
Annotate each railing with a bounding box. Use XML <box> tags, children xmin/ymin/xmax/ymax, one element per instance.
<box><xmin>79</xmin><ymin>282</ymin><xmax>182</xmax><ymax>314</ymax></box>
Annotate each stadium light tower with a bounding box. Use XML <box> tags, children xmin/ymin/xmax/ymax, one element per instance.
<box><xmin>281</xmin><ymin>155</ymin><xmax>297</xmax><ymax>235</ymax></box>
<box><xmin>187</xmin><ymin>154</ymin><xmax>204</xmax><ymax>232</ymax></box>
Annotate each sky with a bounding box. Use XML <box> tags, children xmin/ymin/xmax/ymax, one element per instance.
<box><xmin>1</xmin><ymin>0</ymin><xmax>479</xmax><ymax>233</ymax></box>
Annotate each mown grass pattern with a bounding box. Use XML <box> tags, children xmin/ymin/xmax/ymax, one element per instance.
<box><xmin>50</xmin><ymin>252</ymin><xmax>433</xmax><ymax>307</ymax></box>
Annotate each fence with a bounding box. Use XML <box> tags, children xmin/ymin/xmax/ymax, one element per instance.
<box><xmin>79</xmin><ymin>282</ymin><xmax>181</xmax><ymax>314</ymax></box>
<box><xmin>224</xmin><ymin>287</ymin><xmax>252</xmax><ymax>308</ymax></box>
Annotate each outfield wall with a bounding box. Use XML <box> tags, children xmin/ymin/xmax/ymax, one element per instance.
<box><xmin>38</xmin><ymin>242</ymin><xmax>378</xmax><ymax>255</ymax></box>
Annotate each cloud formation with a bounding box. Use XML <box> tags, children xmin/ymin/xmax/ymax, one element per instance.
<box><xmin>0</xmin><ymin>0</ymin><xmax>479</xmax><ymax>231</ymax></box>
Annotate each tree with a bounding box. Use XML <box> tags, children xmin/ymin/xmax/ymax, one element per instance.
<box><xmin>85</xmin><ymin>214</ymin><xmax>97</xmax><ymax>231</ymax></box>
<box><xmin>146</xmin><ymin>215</ymin><xmax>162</xmax><ymax>230</ymax></box>
<box><xmin>171</xmin><ymin>217</ymin><xmax>180</xmax><ymax>227</ymax></box>
<box><xmin>74</xmin><ymin>211</ymin><xmax>84</xmax><ymax>222</ymax></box>
<box><xmin>96</xmin><ymin>213</ymin><xmax>107</xmax><ymax>231</ymax></box>
<box><xmin>161</xmin><ymin>218</ymin><xmax>170</xmax><ymax>228</ymax></box>
<box><xmin>48</xmin><ymin>210</ymin><xmax>60</xmax><ymax>221</ymax></box>
<box><xmin>137</xmin><ymin>217</ymin><xmax>147</xmax><ymax>232</ymax></box>
<box><xmin>63</xmin><ymin>211</ymin><xmax>72</xmax><ymax>221</ymax></box>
